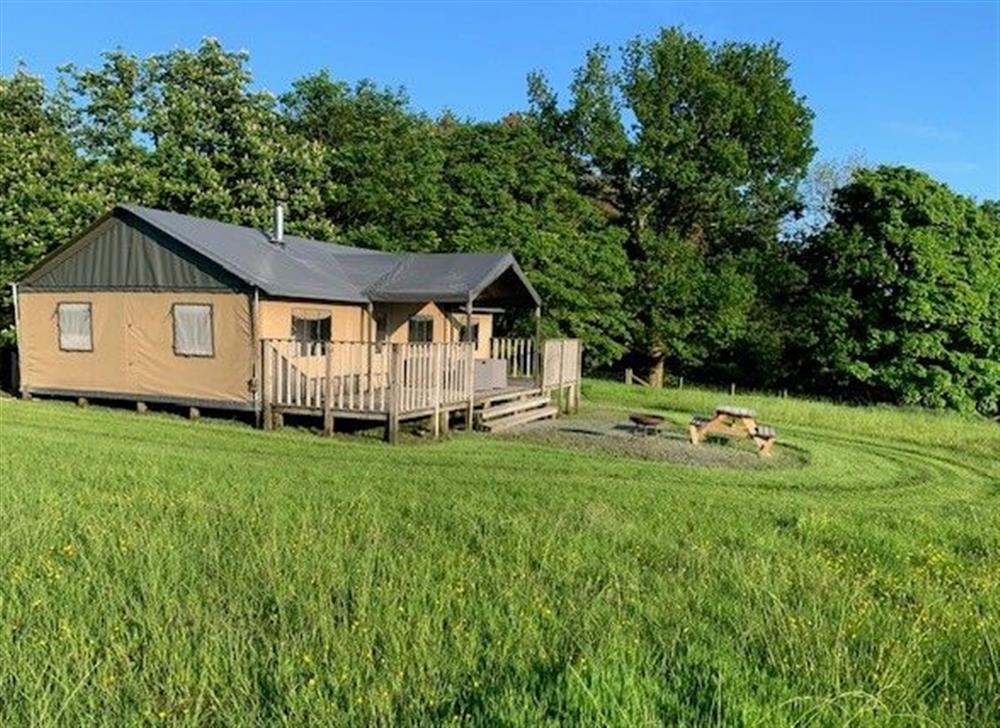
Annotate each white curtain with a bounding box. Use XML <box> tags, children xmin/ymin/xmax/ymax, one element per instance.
<box><xmin>173</xmin><ymin>304</ymin><xmax>213</xmax><ymax>356</ymax></box>
<box><xmin>58</xmin><ymin>303</ymin><xmax>92</xmax><ymax>351</ymax></box>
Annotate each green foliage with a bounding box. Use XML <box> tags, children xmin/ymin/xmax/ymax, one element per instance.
<box><xmin>1</xmin><ymin>35</ymin><xmax>995</xmax><ymax>413</ymax></box>
<box><xmin>529</xmin><ymin>28</ymin><xmax>816</xmax><ymax>382</ymax></box>
<box><xmin>436</xmin><ymin>119</ymin><xmax>632</xmax><ymax>366</ymax></box>
<box><xmin>281</xmin><ymin>71</ymin><xmax>445</xmax><ymax>248</ymax></box>
<box><xmin>2</xmin><ymin>388</ymin><xmax>998</xmax><ymax>725</ymax></box>
<box><xmin>0</xmin><ymin>69</ymin><xmax>106</xmax><ymax>342</ymax></box>
<box><xmin>797</xmin><ymin>166</ymin><xmax>1000</xmax><ymax>416</ymax></box>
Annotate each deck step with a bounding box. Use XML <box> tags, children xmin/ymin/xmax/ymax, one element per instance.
<box><xmin>476</xmin><ymin>386</ymin><xmax>543</xmax><ymax>408</ymax></box>
<box><xmin>481</xmin><ymin>405</ymin><xmax>559</xmax><ymax>432</ymax></box>
<box><xmin>479</xmin><ymin>395</ymin><xmax>552</xmax><ymax>421</ymax></box>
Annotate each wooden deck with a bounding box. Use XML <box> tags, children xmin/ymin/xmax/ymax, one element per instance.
<box><xmin>260</xmin><ymin>338</ymin><xmax>581</xmax><ymax>441</ymax></box>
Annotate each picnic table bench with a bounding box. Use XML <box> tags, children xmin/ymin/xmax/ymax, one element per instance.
<box><xmin>689</xmin><ymin>404</ymin><xmax>777</xmax><ymax>456</ymax></box>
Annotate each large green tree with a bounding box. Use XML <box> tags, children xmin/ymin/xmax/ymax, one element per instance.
<box><xmin>280</xmin><ymin>71</ymin><xmax>444</xmax><ymax>249</ymax></box>
<box><xmin>436</xmin><ymin>116</ymin><xmax>632</xmax><ymax>366</ymax></box>
<box><xmin>0</xmin><ymin>69</ymin><xmax>105</xmax><ymax>341</ymax></box>
<box><xmin>796</xmin><ymin>166</ymin><xmax>1000</xmax><ymax>416</ymax></box>
<box><xmin>60</xmin><ymin>39</ymin><xmax>328</xmax><ymax>233</ymax></box>
<box><xmin>529</xmin><ymin>28</ymin><xmax>815</xmax><ymax>384</ymax></box>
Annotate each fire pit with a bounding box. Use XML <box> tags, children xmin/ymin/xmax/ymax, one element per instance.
<box><xmin>629</xmin><ymin>413</ymin><xmax>665</xmax><ymax>436</ymax></box>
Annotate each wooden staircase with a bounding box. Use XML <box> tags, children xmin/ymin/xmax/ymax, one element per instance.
<box><xmin>477</xmin><ymin>391</ymin><xmax>558</xmax><ymax>432</ymax></box>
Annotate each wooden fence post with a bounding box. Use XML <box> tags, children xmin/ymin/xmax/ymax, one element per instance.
<box><xmin>625</xmin><ymin>367</ymin><xmax>633</xmax><ymax>386</ymax></box>
<box><xmin>730</xmin><ymin>382</ymin><xmax>736</xmax><ymax>397</ymax></box>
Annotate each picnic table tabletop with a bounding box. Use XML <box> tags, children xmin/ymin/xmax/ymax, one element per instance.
<box><xmin>690</xmin><ymin>405</ymin><xmax>776</xmax><ymax>456</ymax></box>
<box><xmin>714</xmin><ymin>404</ymin><xmax>757</xmax><ymax>419</ymax></box>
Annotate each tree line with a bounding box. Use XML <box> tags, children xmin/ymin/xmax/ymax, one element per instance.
<box><xmin>2</xmin><ymin>31</ymin><xmax>997</xmax><ymax>415</ymax></box>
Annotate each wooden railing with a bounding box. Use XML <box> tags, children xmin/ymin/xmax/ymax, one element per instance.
<box><xmin>489</xmin><ymin>337</ymin><xmax>536</xmax><ymax>379</ymax></box>
<box><xmin>542</xmin><ymin>339</ymin><xmax>582</xmax><ymax>389</ymax></box>
<box><xmin>396</xmin><ymin>342</ymin><xmax>471</xmax><ymax>414</ymax></box>
<box><xmin>260</xmin><ymin>337</ymin><xmax>582</xmax><ymax>436</ymax></box>
<box><xmin>262</xmin><ymin>339</ymin><xmax>390</xmax><ymax>414</ymax></box>
<box><xmin>261</xmin><ymin>339</ymin><xmax>472</xmax><ymax>417</ymax></box>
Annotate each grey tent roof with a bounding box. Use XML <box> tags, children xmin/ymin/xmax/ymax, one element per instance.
<box><xmin>367</xmin><ymin>252</ymin><xmax>539</xmax><ymax>304</ymax></box>
<box><xmin>119</xmin><ymin>205</ymin><xmax>370</xmax><ymax>303</ymax></box>
<box><xmin>55</xmin><ymin>205</ymin><xmax>541</xmax><ymax>306</ymax></box>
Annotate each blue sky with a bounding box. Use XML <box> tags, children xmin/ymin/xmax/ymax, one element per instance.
<box><xmin>2</xmin><ymin>1</ymin><xmax>998</xmax><ymax>200</ymax></box>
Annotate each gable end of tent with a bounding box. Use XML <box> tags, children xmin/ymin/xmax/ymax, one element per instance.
<box><xmin>19</xmin><ymin>210</ymin><xmax>247</xmax><ymax>292</ymax></box>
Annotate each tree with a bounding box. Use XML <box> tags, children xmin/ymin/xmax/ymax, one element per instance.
<box><xmin>60</xmin><ymin>39</ymin><xmax>326</xmax><ymax>233</ymax></box>
<box><xmin>796</xmin><ymin>166</ymin><xmax>1000</xmax><ymax>416</ymax></box>
<box><xmin>0</xmin><ymin>69</ymin><xmax>104</xmax><ymax>341</ymax></box>
<box><xmin>436</xmin><ymin>117</ymin><xmax>632</xmax><ymax>367</ymax></box>
<box><xmin>784</xmin><ymin>154</ymin><xmax>868</xmax><ymax>241</ymax></box>
<box><xmin>529</xmin><ymin>28</ymin><xmax>815</xmax><ymax>384</ymax></box>
<box><xmin>280</xmin><ymin>71</ymin><xmax>444</xmax><ymax>249</ymax></box>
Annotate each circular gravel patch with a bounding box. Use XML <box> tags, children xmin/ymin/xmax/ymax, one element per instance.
<box><xmin>501</xmin><ymin>410</ymin><xmax>807</xmax><ymax>469</ymax></box>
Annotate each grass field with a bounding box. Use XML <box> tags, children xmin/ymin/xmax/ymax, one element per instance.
<box><xmin>1</xmin><ymin>381</ymin><xmax>998</xmax><ymax>726</ymax></box>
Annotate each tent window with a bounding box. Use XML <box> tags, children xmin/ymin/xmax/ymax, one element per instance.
<box><xmin>458</xmin><ymin>322</ymin><xmax>480</xmax><ymax>347</ymax></box>
<box><xmin>408</xmin><ymin>316</ymin><xmax>433</xmax><ymax>343</ymax></box>
<box><xmin>374</xmin><ymin>313</ymin><xmax>388</xmax><ymax>343</ymax></box>
<box><xmin>172</xmin><ymin>303</ymin><xmax>214</xmax><ymax>357</ymax></box>
<box><xmin>292</xmin><ymin>316</ymin><xmax>331</xmax><ymax>355</ymax></box>
<box><xmin>57</xmin><ymin>302</ymin><xmax>92</xmax><ymax>352</ymax></box>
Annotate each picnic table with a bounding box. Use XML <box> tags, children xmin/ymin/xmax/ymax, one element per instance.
<box><xmin>689</xmin><ymin>405</ymin><xmax>777</xmax><ymax>456</ymax></box>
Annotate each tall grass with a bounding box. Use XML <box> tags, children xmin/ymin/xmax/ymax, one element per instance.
<box><xmin>1</xmin><ymin>384</ymin><xmax>998</xmax><ymax>726</ymax></box>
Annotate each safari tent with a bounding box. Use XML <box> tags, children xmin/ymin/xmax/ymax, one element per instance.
<box><xmin>13</xmin><ymin>205</ymin><xmax>582</xmax><ymax>440</ymax></box>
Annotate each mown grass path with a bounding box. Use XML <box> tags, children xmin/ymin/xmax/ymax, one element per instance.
<box><xmin>1</xmin><ymin>382</ymin><xmax>998</xmax><ymax>726</ymax></box>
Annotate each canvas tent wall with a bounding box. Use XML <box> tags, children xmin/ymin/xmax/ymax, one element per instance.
<box><xmin>17</xmin><ymin>290</ymin><xmax>254</xmax><ymax>407</ymax></box>
<box><xmin>16</xmin><ymin>211</ymin><xmax>256</xmax><ymax>408</ymax></box>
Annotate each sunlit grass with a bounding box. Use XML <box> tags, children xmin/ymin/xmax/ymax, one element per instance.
<box><xmin>1</xmin><ymin>382</ymin><xmax>998</xmax><ymax>726</ymax></box>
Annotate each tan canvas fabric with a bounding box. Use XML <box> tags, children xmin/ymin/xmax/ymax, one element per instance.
<box><xmin>258</xmin><ymin>300</ymin><xmax>369</xmax><ymax>341</ymax></box>
<box><xmin>259</xmin><ymin>299</ymin><xmax>492</xmax><ymax>355</ymax></box>
<box><xmin>18</xmin><ymin>291</ymin><xmax>252</xmax><ymax>404</ymax></box>
<box><xmin>445</xmin><ymin>312</ymin><xmax>493</xmax><ymax>358</ymax></box>
<box><xmin>378</xmin><ymin>302</ymin><xmax>493</xmax><ymax>357</ymax></box>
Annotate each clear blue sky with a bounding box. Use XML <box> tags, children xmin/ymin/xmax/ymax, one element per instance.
<box><xmin>2</xmin><ymin>1</ymin><xmax>998</xmax><ymax>200</ymax></box>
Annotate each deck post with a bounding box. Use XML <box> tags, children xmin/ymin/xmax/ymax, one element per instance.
<box><xmin>251</xmin><ymin>287</ymin><xmax>261</xmax><ymax>428</ymax></box>
<box><xmin>465</xmin><ymin>297</ymin><xmax>475</xmax><ymax>430</ymax></box>
<box><xmin>366</xmin><ymin>302</ymin><xmax>375</xmax><ymax>411</ymax></box>
<box><xmin>573</xmin><ymin>340</ymin><xmax>583</xmax><ymax>413</ymax></box>
<box><xmin>432</xmin><ymin>344</ymin><xmax>442</xmax><ymax>438</ymax></box>
<box><xmin>534</xmin><ymin>306</ymin><xmax>542</xmax><ymax>388</ymax></box>
<box><xmin>323</xmin><ymin>341</ymin><xmax>334</xmax><ymax>436</ymax></box>
<box><xmin>262</xmin><ymin>342</ymin><xmax>273</xmax><ymax>431</ymax></box>
<box><xmin>385</xmin><ymin>343</ymin><xmax>401</xmax><ymax>444</ymax></box>
<box><xmin>557</xmin><ymin>339</ymin><xmax>566</xmax><ymax>414</ymax></box>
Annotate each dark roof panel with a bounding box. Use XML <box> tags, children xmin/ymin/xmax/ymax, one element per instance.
<box><xmin>24</xmin><ymin>204</ymin><xmax>540</xmax><ymax>307</ymax></box>
<box><xmin>366</xmin><ymin>252</ymin><xmax>540</xmax><ymax>305</ymax></box>
<box><xmin>120</xmin><ymin>205</ymin><xmax>369</xmax><ymax>302</ymax></box>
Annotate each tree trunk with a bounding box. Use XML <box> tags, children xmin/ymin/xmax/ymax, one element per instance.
<box><xmin>646</xmin><ymin>356</ymin><xmax>664</xmax><ymax>388</ymax></box>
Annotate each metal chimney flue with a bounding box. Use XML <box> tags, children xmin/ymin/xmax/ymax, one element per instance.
<box><xmin>272</xmin><ymin>202</ymin><xmax>285</xmax><ymax>244</ymax></box>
